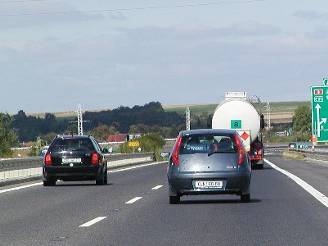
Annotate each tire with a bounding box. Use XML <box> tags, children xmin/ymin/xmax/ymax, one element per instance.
<box><xmin>241</xmin><ymin>193</ymin><xmax>250</xmax><ymax>203</ymax></box>
<box><xmin>169</xmin><ymin>195</ymin><xmax>180</xmax><ymax>204</ymax></box>
<box><xmin>104</xmin><ymin>170</ymin><xmax>108</xmax><ymax>185</ymax></box>
<box><xmin>96</xmin><ymin>172</ymin><xmax>106</xmax><ymax>185</ymax></box>
<box><xmin>43</xmin><ymin>178</ymin><xmax>56</xmax><ymax>186</ymax></box>
<box><xmin>257</xmin><ymin>164</ymin><xmax>264</xmax><ymax>169</ymax></box>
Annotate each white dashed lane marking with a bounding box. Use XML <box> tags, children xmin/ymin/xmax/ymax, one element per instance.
<box><xmin>152</xmin><ymin>185</ymin><xmax>163</xmax><ymax>190</ymax></box>
<box><xmin>126</xmin><ymin>197</ymin><xmax>143</xmax><ymax>204</ymax></box>
<box><xmin>108</xmin><ymin>161</ymin><xmax>166</xmax><ymax>174</ymax></box>
<box><xmin>79</xmin><ymin>217</ymin><xmax>107</xmax><ymax>228</ymax></box>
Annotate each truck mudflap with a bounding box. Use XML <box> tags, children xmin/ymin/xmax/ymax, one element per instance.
<box><xmin>249</xmin><ymin>154</ymin><xmax>263</xmax><ymax>162</ymax></box>
<box><xmin>249</xmin><ymin>154</ymin><xmax>264</xmax><ymax>169</ymax></box>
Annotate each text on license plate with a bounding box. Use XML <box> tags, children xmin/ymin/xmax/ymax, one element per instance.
<box><xmin>62</xmin><ymin>158</ymin><xmax>81</xmax><ymax>164</ymax></box>
<box><xmin>194</xmin><ymin>180</ymin><xmax>223</xmax><ymax>189</ymax></box>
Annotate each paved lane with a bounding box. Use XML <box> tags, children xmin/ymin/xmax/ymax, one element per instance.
<box><xmin>0</xmin><ymin>157</ymin><xmax>327</xmax><ymax>246</ymax></box>
<box><xmin>267</xmin><ymin>154</ymin><xmax>328</xmax><ymax>196</ymax></box>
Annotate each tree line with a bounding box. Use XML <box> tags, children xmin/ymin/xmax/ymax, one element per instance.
<box><xmin>10</xmin><ymin>102</ymin><xmax>185</xmax><ymax>143</ymax></box>
<box><xmin>0</xmin><ymin>102</ymin><xmax>313</xmax><ymax>157</ymax></box>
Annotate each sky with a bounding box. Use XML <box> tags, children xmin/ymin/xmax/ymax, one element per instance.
<box><xmin>0</xmin><ymin>0</ymin><xmax>328</xmax><ymax>113</ymax></box>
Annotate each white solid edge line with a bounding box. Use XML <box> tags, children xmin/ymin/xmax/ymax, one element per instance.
<box><xmin>152</xmin><ymin>185</ymin><xmax>163</xmax><ymax>190</ymax></box>
<box><xmin>108</xmin><ymin>161</ymin><xmax>166</xmax><ymax>173</ymax></box>
<box><xmin>79</xmin><ymin>217</ymin><xmax>107</xmax><ymax>228</ymax></box>
<box><xmin>0</xmin><ymin>182</ymin><xmax>42</xmax><ymax>194</ymax></box>
<box><xmin>126</xmin><ymin>196</ymin><xmax>143</xmax><ymax>204</ymax></box>
<box><xmin>264</xmin><ymin>158</ymin><xmax>328</xmax><ymax>208</ymax></box>
<box><xmin>0</xmin><ymin>161</ymin><xmax>167</xmax><ymax>196</ymax></box>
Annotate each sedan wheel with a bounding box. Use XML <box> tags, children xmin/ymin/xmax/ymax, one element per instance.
<box><xmin>240</xmin><ymin>193</ymin><xmax>250</xmax><ymax>202</ymax></box>
<box><xmin>43</xmin><ymin>178</ymin><xmax>56</xmax><ymax>186</ymax></box>
<box><xmin>169</xmin><ymin>195</ymin><xmax>180</xmax><ymax>204</ymax></box>
<box><xmin>104</xmin><ymin>170</ymin><xmax>108</xmax><ymax>185</ymax></box>
<box><xmin>96</xmin><ymin>173</ymin><xmax>106</xmax><ymax>185</ymax></box>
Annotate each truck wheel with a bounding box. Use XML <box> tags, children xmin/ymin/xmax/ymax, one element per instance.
<box><xmin>258</xmin><ymin>164</ymin><xmax>264</xmax><ymax>169</ymax></box>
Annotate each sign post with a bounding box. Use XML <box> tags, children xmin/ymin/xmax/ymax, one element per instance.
<box><xmin>311</xmin><ymin>81</ymin><xmax>328</xmax><ymax>143</ymax></box>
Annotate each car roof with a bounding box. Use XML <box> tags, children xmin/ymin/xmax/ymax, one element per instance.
<box><xmin>180</xmin><ymin>129</ymin><xmax>236</xmax><ymax>136</ymax></box>
<box><xmin>55</xmin><ymin>135</ymin><xmax>93</xmax><ymax>140</ymax></box>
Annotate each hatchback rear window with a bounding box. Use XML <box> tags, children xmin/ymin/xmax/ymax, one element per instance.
<box><xmin>179</xmin><ymin>134</ymin><xmax>236</xmax><ymax>154</ymax></box>
<box><xmin>49</xmin><ymin>138</ymin><xmax>95</xmax><ymax>152</ymax></box>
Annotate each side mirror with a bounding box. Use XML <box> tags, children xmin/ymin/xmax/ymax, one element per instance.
<box><xmin>102</xmin><ymin>148</ymin><xmax>109</xmax><ymax>154</ymax></box>
<box><xmin>260</xmin><ymin>114</ymin><xmax>265</xmax><ymax>129</ymax></box>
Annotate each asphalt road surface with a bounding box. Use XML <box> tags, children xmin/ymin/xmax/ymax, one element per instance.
<box><xmin>0</xmin><ymin>155</ymin><xmax>327</xmax><ymax>246</ymax></box>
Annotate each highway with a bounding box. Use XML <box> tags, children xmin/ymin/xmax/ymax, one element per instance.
<box><xmin>0</xmin><ymin>155</ymin><xmax>327</xmax><ymax>246</ymax></box>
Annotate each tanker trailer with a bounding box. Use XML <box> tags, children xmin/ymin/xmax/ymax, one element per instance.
<box><xmin>211</xmin><ymin>92</ymin><xmax>265</xmax><ymax>169</ymax></box>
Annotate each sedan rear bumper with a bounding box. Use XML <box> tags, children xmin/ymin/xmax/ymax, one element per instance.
<box><xmin>168</xmin><ymin>171</ymin><xmax>251</xmax><ymax>196</ymax></box>
<box><xmin>43</xmin><ymin>166</ymin><xmax>103</xmax><ymax>181</ymax></box>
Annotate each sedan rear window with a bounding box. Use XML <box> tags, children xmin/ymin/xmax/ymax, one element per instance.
<box><xmin>179</xmin><ymin>134</ymin><xmax>236</xmax><ymax>154</ymax></box>
<box><xmin>49</xmin><ymin>138</ymin><xmax>95</xmax><ymax>152</ymax></box>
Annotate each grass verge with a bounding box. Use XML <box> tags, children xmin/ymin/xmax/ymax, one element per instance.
<box><xmin>282</xmin><ymin>150</ymin><xmax>305</xmax><ymax>160</ymax></box>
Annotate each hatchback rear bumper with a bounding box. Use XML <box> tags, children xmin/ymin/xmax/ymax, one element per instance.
<box><xmin>43</xmin><ymin>166</ymin><xmax>103</xmax><ymax>181</ymax></box>
<box><xmin>168</xmin><ymin>171</ymin><xmax>251</xmax><ymax>196</ymax></box>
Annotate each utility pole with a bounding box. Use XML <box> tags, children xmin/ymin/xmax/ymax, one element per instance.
<box><xmin>186</xmin><ymin>107</ymin><xmax>191</xmax><ymax>131</ymax></box>
<box><xmin>77</xmin><ymin>104</ymin><xmax>83</xmax><ymax>136</ymax></box>
<box><xmin>70</xmin><ymin>105</ymin><xmax>89</xmax><ymax>136</ymax></box>
<box><xmin>264</xmin><ymin>101</ymin><xmax>271</xmax><ymax>130</ymax></box>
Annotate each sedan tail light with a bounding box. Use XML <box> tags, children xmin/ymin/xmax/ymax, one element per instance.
<box><xmin>171</xmin><ymin>136</ymin><xmax>182</xmax><ymax>166</ymax></box>
<box><xmin>44</xmin><ymin>153</ymin><xmax>52</xmax><ymax>166</ymax></box>
<box><xmin>91</xmin><ymin>152</ymin><xmax>100</xmax><ymax>165</ymax></box>
<box><xmin>233</xmin><ymin>133</ymin><xmax>245</xmax><ymax>166</ymax></box>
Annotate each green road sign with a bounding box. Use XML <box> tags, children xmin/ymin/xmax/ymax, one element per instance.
<box><xmin>231</xmin><ymin>120</ymin><xmax>242</xmax><ymax>129</ymax></box>
<box><xmin>323</xmin><ymin>78</ymin><xmax>328</xmax><ymax>86</ymax></box>
<box><xmin>311</xmin><ymin>86</ymin><xmax>328</xmax><ymax>142</ymax></box>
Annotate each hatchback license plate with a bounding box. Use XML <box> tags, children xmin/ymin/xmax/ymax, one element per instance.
<box><xmin>62</xmin><ymin>158</ymin><xmax>81</xmax><ymax>164</ymax></box>
<box><xmin>194</xmin><ymin>180</ymin><xmax>223</xmax><ymax>189</ymax></box>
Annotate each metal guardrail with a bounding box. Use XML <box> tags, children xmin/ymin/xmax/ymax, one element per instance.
<box><xmin>0</xmin><ymin>157</ymin><xmax>41</xmax><ymax>172</ymax></box>
<box><xmin>265</xmin><ymin>142</ymin><xmax>328</xmax><ymax>156</ymax></box>
<box><xmin>0</xmin><ymin>153</ymin><xmax>154</xmax><ymax>172</ymax></box>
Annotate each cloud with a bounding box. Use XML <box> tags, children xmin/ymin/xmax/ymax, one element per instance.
<box><xmin>119</xmin><ymin>21</ymin><xmax>281</xmax><ymax>43</ymax></box>
<box><xmin>0</xmin><ymin>1</ymin><xmax>128</xmax><ymax>29</ymax></box>
<box><xmin>294</xmin><ymin>10</ymin><xmax>328</xmax><ymax>21</ymax></box>
<box><xmin>0</xmin><ymin>23</ymin><xmax>326</xmax><ymax>112</ymax></box>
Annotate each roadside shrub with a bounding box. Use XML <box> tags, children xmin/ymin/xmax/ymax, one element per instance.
<box><xmin>120</xmin><ymin>133</ymin><xmax>165</xmax><ymax>158</ymax></box>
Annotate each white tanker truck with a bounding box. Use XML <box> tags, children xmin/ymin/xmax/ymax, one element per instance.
<box><xmin>211</xmin><ymin>92</ymin><xmax>265</xmax><ymax>169</ymax></box>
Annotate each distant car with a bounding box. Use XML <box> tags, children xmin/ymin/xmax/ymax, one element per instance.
<box><xmin>288</xmin><ymin>142</ymin><xmax>309</xmax><ymax>151</ymax></box>
<box><xmin>167</xmin><ymin>129</ymin><xmax>251</xmax><ymax>204</ymax></box>
<box><xmin>288</xmin><ymin>142</ymin><xmax>296</xmax><ymax>150</ymax></box>
<box><xmin>39</xmin><ymin>146</ymin><xmax>49</xmax><ymax>158</ymax></box>
<box><xmin>42</xmin><ymin>135</ymin><xmax>108</xmax><ymax>186</ymax></box>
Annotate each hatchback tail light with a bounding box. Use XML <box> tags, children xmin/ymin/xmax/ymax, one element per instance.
<box><xmin>91</xmin><ymin>152</ymin><xmax>100</xmax><ymax>165</ymax></box>
<box><xmin>44</xmin><ymin>153</ymin><xmax>52</xmax><ymax>166</ymax></box>
<box><xmin>171</xmin><ymin>136</ymin><xmax>182</xmax><ymax>166</ymax></box>
<box><xmin>233</xmin><ymin>133</ymin><xmax>245</xmax><ymax>166</ymax></box>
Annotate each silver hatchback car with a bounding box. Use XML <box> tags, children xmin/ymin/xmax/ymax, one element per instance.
<box><xmin>167</xmin><ymin>129</ymin><xmax>251</xmax><ymax>204</ymax></box>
